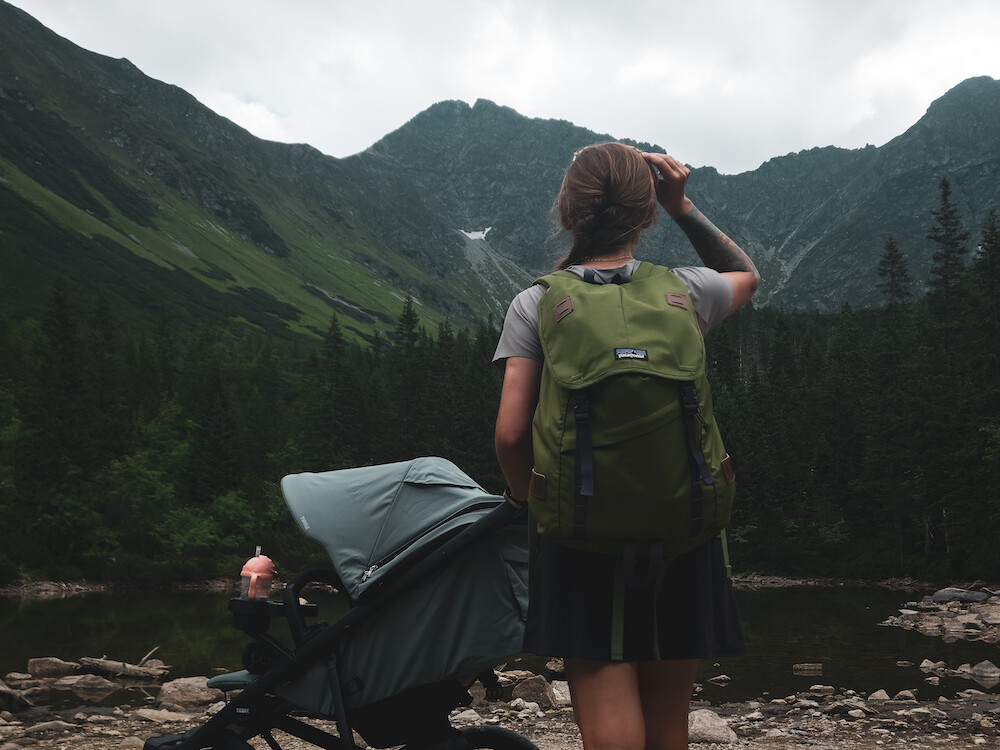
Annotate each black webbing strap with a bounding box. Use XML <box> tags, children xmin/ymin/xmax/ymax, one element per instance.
<box><xmin>679</xmin><ymin>382</ymin><xmax>714</xmax><ymax>537</ymax></box>
<box><xmin>572</xmin><ymin>391</ymin><xmax>594</xmax><ymax>538</ymax></box>
<box><xmin>679</xmin><ymin>382</ymin><xmax>716</xmax><ymax>486</ymax></box>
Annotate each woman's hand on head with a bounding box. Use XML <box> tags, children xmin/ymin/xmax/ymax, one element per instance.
<box><xmin>643</xmin><ymin>152</ymin><xmax>693</xmax><ymax>218</ymax></box>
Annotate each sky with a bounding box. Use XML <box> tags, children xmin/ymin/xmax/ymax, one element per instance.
<box><xmin>8</xmin><ymin>0</ymin><xmax>1000</xmax><ymax>175</ymax></box>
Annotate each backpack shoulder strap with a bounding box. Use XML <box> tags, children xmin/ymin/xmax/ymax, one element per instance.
<box><xmin>534</xmin><ymin>269</ymin><xmax>575</xmax><ymax>289</ymax></box>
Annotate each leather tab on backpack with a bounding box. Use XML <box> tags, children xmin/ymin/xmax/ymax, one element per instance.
<box><xmin>665</xmin><ymin>292</ymin><xmax>689</xmax><ymax>309</ymax></box>
<box><xmin>529</xmin><ymin>469</ymin><xmax>547</xmax><ymax>499</ymax></box>
<box><xmin>553</xmin><ymin>296</ymin><xmax>574</xmax><ymax>322</ymax></box>
<box><xmin>721</xmin><ymin>454</ymin><xmax>735</xmax><ymax>483</ymax></box>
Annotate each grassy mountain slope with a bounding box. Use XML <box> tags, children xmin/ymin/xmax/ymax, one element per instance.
<box><xmin>0</xmin><ymin>1</ymin><xmax>528</xmax><ymax>340</ymax></box>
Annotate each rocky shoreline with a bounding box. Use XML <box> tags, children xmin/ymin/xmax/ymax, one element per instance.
<box><xmin>3</xmin><ymin>581</ymin><xmax>1000</xmax><ymax>748</ymax></box>
<box><xmin>3</xmin><ymin>659</ymin><xmax>1000</xmax><ymax>750</ymax></box>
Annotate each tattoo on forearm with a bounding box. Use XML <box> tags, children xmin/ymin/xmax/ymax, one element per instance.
<box><xmin>674</xmin><ymin>207</ymin><xmax>760</xmax><ymax>278</ymax></box>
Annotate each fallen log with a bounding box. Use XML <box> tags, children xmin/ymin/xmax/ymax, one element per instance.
<box><xmin>79</xmin><ymin>656</ymin><xmax>168</xmax><ymax>681</ymax></box>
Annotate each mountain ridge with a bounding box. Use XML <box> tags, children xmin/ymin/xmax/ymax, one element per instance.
<box><xmin>1</xmin><ymin>0</ymin><xmax>998</xmax><ymax>340</ymax></box>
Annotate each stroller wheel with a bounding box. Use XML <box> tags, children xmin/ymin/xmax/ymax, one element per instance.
<box><xmin>459</xmin><ymin>726</ymin><xmax>539</xmax><ymax>750</ymax></box>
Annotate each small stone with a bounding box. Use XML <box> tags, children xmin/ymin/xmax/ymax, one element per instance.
<box><xmin>544</xmin><ymin>658</ymin><xmax>565</xmax><ymax>676</ymax></box>
<box><xmin>809</xmin><ymin>684</ymin><xmax>836</xmax><ymax>695</ymax></box>
<box><xmin>86</xmin><ymin>715</ymin><xmax>118</xmax><ymax>724</ymax></box>
<box><xmin>120</xmin><ymin>739</ymin><xmax>145</xmax><ymax>749</ymax></box>
<box><xmin>868</xmin><ymin>689</ymin><xmax>890</xmax><ymax>702</ymax></box>
<box><xmin>135</xmin><ymin>708</ymin><xmax>197</xmax><ymax>723</ymax></box>
<box><xmin>496</xmin><ymin>669</ymin><xmax>535</xmax><ymax>685</ymax></box>
<box><xmin>792</xmin><ymin>663</ymin><xmax>824</xmax><ymax>675</ymax></box>
<box><xmin>451</xmin><ymin>709</ymin><xmax>482</xmax><ymax>724</ymax></box>
<box><xmin>550</xmin><ymin>680</ymin><xmax>571</xmax><ymax>706</ymax></box>
<box><xmin>892</xmin><ymin>690</ymin><xmax>917</xmax><ymax>702</ymax></box>
<box><xmin>847</xmin><ymin>709</ymin><xmax>866</xmax><ymax>719</ymax></box>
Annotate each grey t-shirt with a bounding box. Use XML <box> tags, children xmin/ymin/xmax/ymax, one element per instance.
<box><xmin>493</xmin><ymin>261</ymin><xmax>733</xmax><ymax>363</ymax></box>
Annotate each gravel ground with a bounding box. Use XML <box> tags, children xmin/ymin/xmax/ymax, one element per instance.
<box><xmin>3</xmin><ymin>690</ymin><xmax>1000</xmax><ymax>750</ymax></box>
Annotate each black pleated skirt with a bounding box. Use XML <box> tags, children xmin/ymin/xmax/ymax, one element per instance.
<box><xmin>523</xmin><ymin>535</ymin><xmax>746</xmax><ymax>662</ymax></box>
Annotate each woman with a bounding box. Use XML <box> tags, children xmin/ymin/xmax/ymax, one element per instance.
<box><xmin>493</xmin><ymin>143</ymin><xmax>759</xmax><ymax>750</ymax></box>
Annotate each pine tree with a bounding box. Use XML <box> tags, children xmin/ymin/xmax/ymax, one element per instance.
<box><xmin>876</xmin><ymin>235</ymin><xmax>912</xmax><ymax>317</ymax></box>
<box><xmin>926</xmin><ymin>178</ymin><xmax>970</xmax><ymax>306</ymax></box>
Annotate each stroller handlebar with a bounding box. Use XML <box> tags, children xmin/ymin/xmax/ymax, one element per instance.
<box><xmin>284</xmin><ymin>567</ymin><xmax>348</xmax><ymax>646</ymax></box>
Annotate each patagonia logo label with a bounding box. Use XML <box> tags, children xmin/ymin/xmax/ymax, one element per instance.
<box><xmin>615</xmin><ymin>348</ymin><xmax>648</xmax><ymax>361</ymax></box>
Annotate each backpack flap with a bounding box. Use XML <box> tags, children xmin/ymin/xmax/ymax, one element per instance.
<box><xmin>537</xmin><ymin>268</ymin><xmax>706</xmax><ymax>388</ymax></box>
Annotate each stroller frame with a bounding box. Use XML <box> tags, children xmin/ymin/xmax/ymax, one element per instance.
<box><xmin>143</xmin><ymin>499</ymin><xmax>538</xmax><ymax>750</ymax></box>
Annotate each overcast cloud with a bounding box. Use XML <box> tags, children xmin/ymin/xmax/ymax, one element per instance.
<box><xmin>8</xmin><ymin>0</ymin><xmax>1000</xmax><ymax>174</ymax></box>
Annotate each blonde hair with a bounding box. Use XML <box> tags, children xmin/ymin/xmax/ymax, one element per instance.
<box><xmin>554</xmin><ymin>142</ymin><xmax>657</xmax><ymax>270</ymax></box>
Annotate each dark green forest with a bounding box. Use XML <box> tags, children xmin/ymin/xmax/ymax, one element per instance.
<box><xmin>1</xmin><ymin>179</ymin><xmax>998</xmax><ymax>584</ymax></box>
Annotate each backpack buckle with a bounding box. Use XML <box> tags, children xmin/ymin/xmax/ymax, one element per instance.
<box><xmin>679</xmin><ymin>383</ymin><xmax>699</xmax><ymax>415</ymax></box>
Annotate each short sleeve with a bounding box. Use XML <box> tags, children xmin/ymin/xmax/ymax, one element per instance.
<box><xmin>493</xmin><ymin>285</ymin><xmax>546</xmax><ymax>363</ymax></box>
<box><xmin>671</xmin><ymin>266</ymin><xmax>734</xmax><ymax>335</ymax></box>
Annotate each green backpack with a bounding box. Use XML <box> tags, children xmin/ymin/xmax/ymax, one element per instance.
<box><xmin>527</xmin><ymin>262</ymin><xmax>735</xmax><ymax>566</ymax></box>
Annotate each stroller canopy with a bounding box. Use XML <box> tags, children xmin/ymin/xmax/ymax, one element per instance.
<box><xmin>280</xmin><ymin>457</ymin><xmax>529</xmax><ymax>709</ymax></box>
<box><xmin>282</xmin><ymin>457</ymin><xmax>504</xmax><ymax>602</ymax></box>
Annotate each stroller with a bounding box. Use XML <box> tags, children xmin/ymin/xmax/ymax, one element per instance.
<box><xmin>144</xmin><ymin>457</ymin><xmax>538</xmax><ymax>750</ymax></box>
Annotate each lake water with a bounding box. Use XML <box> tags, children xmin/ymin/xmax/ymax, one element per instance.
<box><xmin>1</xmin><ymin>585</ymin><xmax>997</xmax><ymax>708</ymax></box>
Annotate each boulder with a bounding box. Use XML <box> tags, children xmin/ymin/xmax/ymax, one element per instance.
<box><xmin>510</xmin><ymin>675</ymin><xmax>557</xmax><ymax>709</ymax></box>
<box><xmin>23</xmin><ymin>720</ymin><xmax>78</xmax><ymax>736</ymax></box>
<box><xmin>0</xmin><ymin>681</ymin><xmax>32</xmax><ymax>712</ymax></box>
<box><xmin>156</xmin><ymin>677</ymin><xmax>223</xmax><ymax>708</ymax></box>
<box><xmin>931</xmin><ymin>587</ymin><xmax>989</xmax><ymax>603</ymax></box>
<box><xmin>135</xmin><ymin>708</ymin><xmax>197</xmax><ymax>723</ymax></box>
<box><xmin>688</xmin><ymin>709</ymin><xmax>737</xmax><ymax>744</ymax></box>
<box><xmin>970</xmin><ymin>660</ymin><xmax>1000</xmax><ymax>679</ymax></box>
<box><xmin>54</xmin><ymin>674</ymin><xmax>117</xmax><ymax>690</ymax></box>
<box><xmin>26</xmin><ymin>657</ymin><xmax>78</xmax><ymax>677</ymax></box>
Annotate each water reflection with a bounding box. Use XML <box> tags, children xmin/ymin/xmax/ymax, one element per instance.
<box><xmin>1</xmin><ymin>586</ymin><xmax>997</xmax><ymax>707</ymax></box>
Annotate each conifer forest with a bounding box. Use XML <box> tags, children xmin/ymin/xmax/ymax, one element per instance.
<box><xmin>1</xmin><ymin>180</ymin><xmax>998</xmax><ymax>584</ymax></box>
